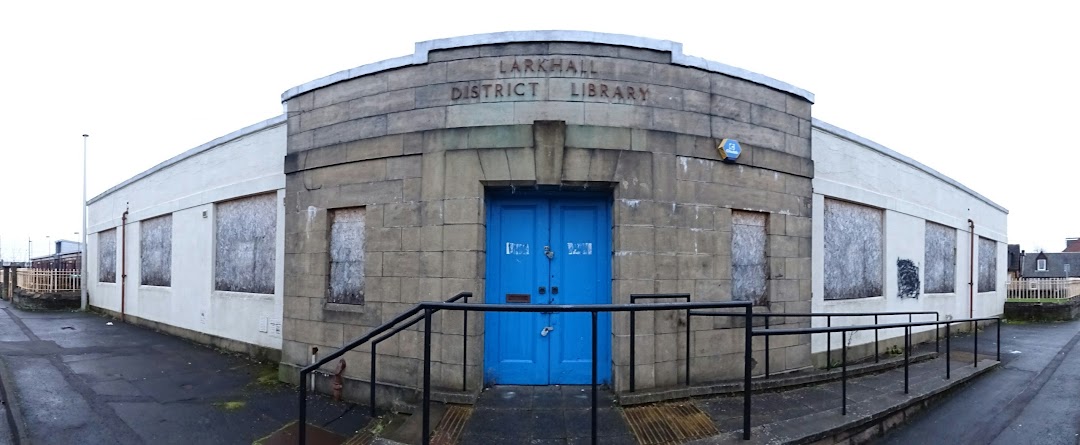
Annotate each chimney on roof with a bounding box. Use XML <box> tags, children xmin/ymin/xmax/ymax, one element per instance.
<box><xmin>1065</xmin><ymin>238</ymin><xmax>1080</xmax><ymax>252</ymax></box>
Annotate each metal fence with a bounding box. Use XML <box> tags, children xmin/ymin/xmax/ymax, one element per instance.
<box><xmin>296</xmin><ymin>294</ymin><xmax>1003</xmax><ymax>444</ymax></box>
<box><xmin>16</xmin><ymin>269</ymin><xmax>81</xmax><ymax>292</ymax></box>
<box><xmin>299</xmin><ymin>298</ymin><xmax>755</xmax><ymax>445</ymax></box>
<box><xmin>754</xmin><ymin>316</ymin><xmax>1001</xmax><ymax>415</ymax></box>
<box><xmin>1007</xmin><ymin>278</ymin><xmax>1080</xmax><ymax>300</ymax></box>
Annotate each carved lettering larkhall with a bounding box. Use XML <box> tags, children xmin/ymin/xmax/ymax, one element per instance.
<box><xmin>499</xmin><ymin>58</ymin><xmax>599</xmax><ymax>77</ymax></box>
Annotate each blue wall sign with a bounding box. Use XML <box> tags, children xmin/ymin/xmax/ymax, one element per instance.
<box><xmin>719</xmin><ymin>138</ymin><xmax>742</xmax><ymax>163</ymax></box>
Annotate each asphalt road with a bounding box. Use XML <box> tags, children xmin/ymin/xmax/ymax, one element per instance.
<box><xmin>877</xmin><ymin>319</ymin><xmax>1080</xmax><ymax>445</ymax></box>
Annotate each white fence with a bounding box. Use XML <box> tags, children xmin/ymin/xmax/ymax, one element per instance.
<box><xmin>15</xmin><ymin>269</ymin><xmax>81</xmax><ymax>293</ymax></box>
<box><xmin>1007</xmin><ymin>278</ymin><xmax>1080</xmax><ymax>300</ymax></box>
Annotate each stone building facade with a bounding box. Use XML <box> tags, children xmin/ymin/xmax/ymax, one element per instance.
<box><xmin>278</xmin><ymin>32</ymin><xmax>815</xmax><ymax>405</ymax></box>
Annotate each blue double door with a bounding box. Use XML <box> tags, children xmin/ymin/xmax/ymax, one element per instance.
<box><xmin>484</xmin><ymin>193</ymin><xmax>612</xmax><ymax>385</ymax></box>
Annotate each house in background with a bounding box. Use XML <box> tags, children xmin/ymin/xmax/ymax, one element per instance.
<box><xmin>1020</xmin><ymin>250</ymin><xmax>1080</xmax><ymax>278</ymax></box>
<box><xmin>1011</xmin><ymin>238</ymin><xmax>1080</xmax><ymax>279</ymax></box>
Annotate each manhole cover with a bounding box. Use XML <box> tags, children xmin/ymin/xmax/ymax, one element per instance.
<box><xmin>622</xmin><ymin>403</ymin><xmax>719</xmax><ymax>445</ymax></box>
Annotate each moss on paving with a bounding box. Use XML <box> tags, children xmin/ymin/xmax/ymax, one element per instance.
<box><xmin>252</xmin><ymin>362</ymin><xmax>282</xmax><ymax>388</ymax></box>
<box><xmin>214</xmin><ymin>400</ymin><xmax>247</xmax><ymax>411</ymax></box>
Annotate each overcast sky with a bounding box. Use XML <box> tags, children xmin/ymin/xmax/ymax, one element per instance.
<box><xmin>1</xmin><ymin>1</ymin><xmax>1076</xmax><ymax>260</ymax></box>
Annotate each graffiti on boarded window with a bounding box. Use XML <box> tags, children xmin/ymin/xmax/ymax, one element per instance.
<box><xmin>978</xmin><ymin>237</ymin><xmax>997</xmax><ymax>292</ymax></box>
<box><xmin>924</xmin><ymin>222</ymin><xmax>956</xmax><ymax>294</ymax></box>
<box><xmin>215</xmin><ymin>193</ymin><xmax>277</xmax><ymax>294</ymax></box>
<box><xmin>824</xmin><ymin>199</ymin><xmax>883</xmax><ymax>300</ymax></box>
<box><xmin>329</xmin><ymin>207</ymin><xmax>366</xmax><ymax>305</ymax></box>
<box><xmin>732</xmin><ymin>211</ymin><xmax>767</xmax><ymax>305</ymax></box>
<box><xmin>897</xmin><ymin>259</ymin><xmax>920</xmax><ymax>298</ymax></box>
<box><xmin>98</xmin><ymin>229</ymin><xmax>116</xmax><ymax>283</ymax></box>
<box><xmin>140</xmin><ymin>214</ymin><xmax>172</xmax><ymax>287</ymax></box>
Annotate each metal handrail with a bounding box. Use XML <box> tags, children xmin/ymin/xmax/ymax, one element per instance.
<box><xmin>416</xmin><ymin>300</ymin><xmax>753</xmax><ymax>445</ymax></box>
<box><xmin>689</xmin><ymin>310</ymin><xmax>940</xmax><ymax>377</ymax></box>
<box><xmin>753</xmin><ymin>316</ymin><xmax>1001</xmax><ymax>415</ymax></box>
<box><xmin>628</xmin><ymin>293</ymin><xmax>691</xmax><ymax>392</ymax></box>
<box><xmin>366</xmin><ymin>291</ymin><xmax>471</xmax><ymax>416</ymax></box>
<box><xmin>756</xmin><ymin>317</ymin><xmax>990</xmax><ymax>334</ymax></box>
<box><xmin>298</xmin><ymin>292</ymin><xmax>472</xmax><ymax>445</ymax></box>
<box><xmin>298</xmin><ymin>296</ymin><xmax>998</xmax><ymax>445</ymax></box>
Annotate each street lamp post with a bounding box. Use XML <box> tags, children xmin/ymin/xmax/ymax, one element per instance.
<box><xmin>81</xmin><ymin>134</ymin><xmax>88</xmax><ymax>311</ymax></box>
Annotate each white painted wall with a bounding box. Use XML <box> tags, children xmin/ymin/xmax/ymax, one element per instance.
<box><xmin>86</xmin><ymin>116</ymin><xmax>286</xmax><ymax>351</ymax></box>
<box><xmin>810</xmin><ymin>120</ymin><xmax>1008</xmax><ymax>354</ymax></box>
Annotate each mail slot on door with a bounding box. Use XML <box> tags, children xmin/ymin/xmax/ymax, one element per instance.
<box><xmin>506</xmin><ymin>293</ymin><xmax>531</xmax><ymax>303</ymax></box>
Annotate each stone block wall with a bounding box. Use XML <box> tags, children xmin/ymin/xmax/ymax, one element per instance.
<box><xmin>280</xmin><ymin>40</ymin><xmax>814</xmax><ymax>403</ymax></box>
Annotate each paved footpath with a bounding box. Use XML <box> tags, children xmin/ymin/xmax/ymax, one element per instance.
<box><xmin>0</xmin><ymin>300</ymin><xmax>368</xmax><ymax>445</ymax></box>
<box><xmin>4</xmin><ymin>297</ymin><xmax>1077</xmax><ymax>445</ymax></box>
<box><xmin>877</xmin><ymin>319</ymin><xmax>1080</xmax><ymax>445</ymax></box>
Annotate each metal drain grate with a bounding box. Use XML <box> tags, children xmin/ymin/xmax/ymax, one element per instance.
<box><xmin>431</xmin><ymin>405</ymin><xmax>473</xmax><ymax>445</ymax></box>
<box><xmin>623</xmin><ymin>403</ymin><xmax>720</xmax><ymax>445</ymax></box>
<box><xmin>343</xmin><ymin>429</ymin><xmax>374</xmax><ymax>445</ymax></box>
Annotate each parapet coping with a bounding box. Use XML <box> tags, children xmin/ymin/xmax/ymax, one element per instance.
<box><xmin>87</xmin><ymin>115</ymin><xmax>286</xmax><ymax>205</ymax></box>
<box><xmin>812</xmin><ymin>118</ymin><xmax>1008</xmax><ymax>214</ymax></box>
<box><xmin>280</xmin><ymin>30</ymin><xmax>815</xmax><ymax>103</ymax></box>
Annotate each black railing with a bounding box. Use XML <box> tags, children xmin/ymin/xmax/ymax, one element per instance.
<box><xmin>753</xmin><ymin>316</ymin><xmax>1001</xmax><ymax>415</ymax></box>
<box><xmin>630</xmin><ymin>308</ymin><xmax>941</xmax><ymax>389</ymax></box>
<box><xmin>628</xmin><ymin>293</ymin><xmax>691</xmax><ymax>392</ymax></box>
<box><xmin>298</xmin><ymin>291</ymin><xmax>472</xmax><ymax>445</ymax></box>
<box><xmin>368</xmin><ymin>291</ymin><xmax>471</xmax><ymax>416</ymax></box>
<box><xmin>297</xmin><ymin>294</ymin><xmax>1000</xmax><ymax>445</ymax></box>
<box><xmin>691</xmin><ymin>311</ymin><xmax>940</xmax><ymax>377</ymax></box>
<box><xmin>415</xmin><ymin>301</ymin><xmax>754</xmax><ymax>444</ymax></box>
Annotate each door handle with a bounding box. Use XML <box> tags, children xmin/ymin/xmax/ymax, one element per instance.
<box><xmin>544</xmin><ymin>245</ymin><xmax>554</xmax><ymax>259</ymax></box>
<box><xmin>541</xmin><ymin>326</ymin><xmax>554</xmax><ymax>337</ymax></box>
<box><xmin>551</xmin><ymin>286</ymin><xmax>558</xmax><ymax>295</ymax></box>
<box><xmin>538</xmin><ymin>286</ymin><xmax>546</xmax><ymax>295</ymax></box>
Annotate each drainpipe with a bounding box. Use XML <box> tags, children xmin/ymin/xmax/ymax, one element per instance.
<box><xmin>968</xmin><ymin>219</ymin><xmax>975</xmax><ymax>318</ymax></box>
<box><xmin>121</xmin><ymin>206</ymin><xmax>129</xmax><ymax>322</ymax></box>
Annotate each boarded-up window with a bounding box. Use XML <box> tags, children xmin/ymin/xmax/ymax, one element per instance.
<box><xmin>140</xmin><ymin>214</ymin><xmax>172</xmax><ymax>287</ymax></box>
<box><xmin>824</xmin><ymin>199</ymin><xmax>883</xmax><ymax>300</ymax></box>
<box><xmin>732</xmin><ymin>211</ymin><xmax>767</xmax><ymax>305</ymax></box>
<box><xmin>215</xmin><ymin>193</ymin><xmax>276</xmax><ymax>294</ymax></box>
<box><xmin>98</xmin><ymin>229</ymin><xmax>116</xmax><ymax>283</ymax></box>
<box><xmin>924</xmin><ymin>222</ymin><xmax>956</xmax><ymax>293</ymax></box>
<box><xmin>978</xmin><ymin>237</ymin><xmax>997</xmax><ymax>292</ymax></box>
<box><xmin>329</xmin><ymin>207</ymin><xmax>366</xmax><ymax>305</ymax></box>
